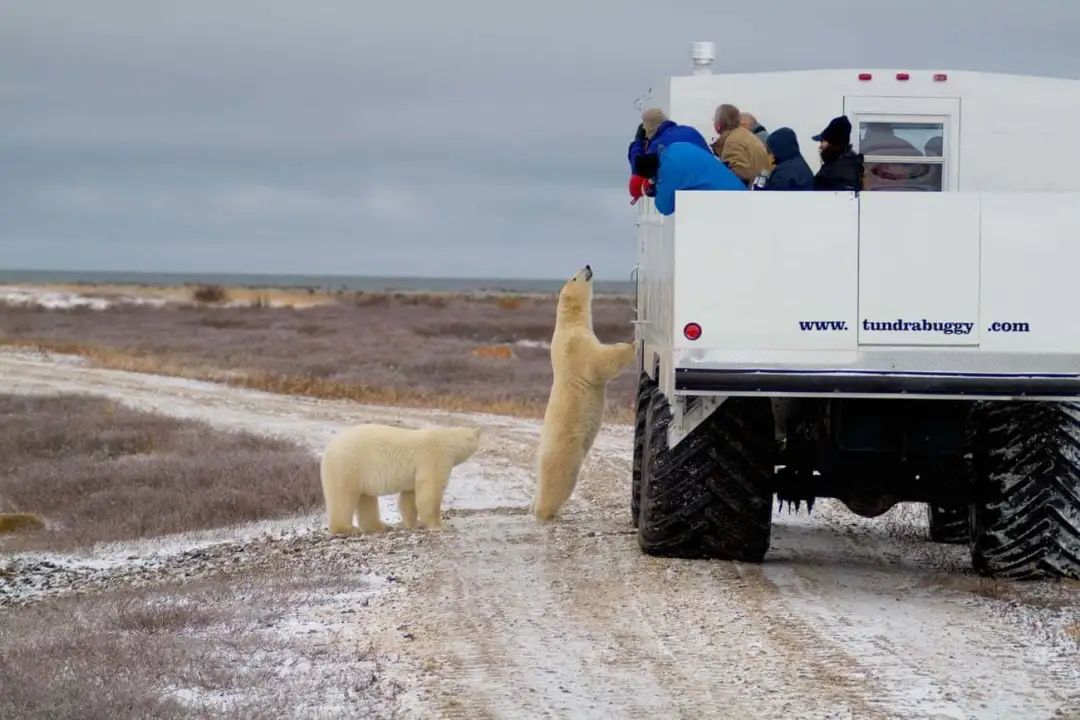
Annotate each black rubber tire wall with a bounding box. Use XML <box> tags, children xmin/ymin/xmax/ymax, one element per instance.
<box><xmin>968</xmin><ymin>402</ymin><xmax>1080</xmax><ymax>580</ymax></box>
<box><xmin>638</xmin><ymin>393</ymin><xmax>776</xmax><ymax>562</ymax></box>
<box><xmin>631</xmin><ymin>374</ymin><xmax>656</xmax><ymax>528</ymax></box>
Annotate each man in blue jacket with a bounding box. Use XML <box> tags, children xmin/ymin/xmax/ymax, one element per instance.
<box><xmin>764</xmin><ymin>127</ymin><xmax>814</xmax><ymax>191</ymax></box>
<box><xmin>633</xmin><ymin>141</ymin><xmax>746</xmax><ymax>216</ymax></box>
<box><xmin>627</xmin><ymin>108</ymin><xmax>710</xmax><ymax>172</ymax></box>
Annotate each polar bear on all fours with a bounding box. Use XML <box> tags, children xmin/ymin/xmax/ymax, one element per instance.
<box><xmin>320</xmin><ymin>424</ymin><xmax>482</xmax><ymax>534</ymax></box>
<box><xmin>532</xmin><ymin>264</ymin><xmax>636</xmax><ymax>521</ymax></box>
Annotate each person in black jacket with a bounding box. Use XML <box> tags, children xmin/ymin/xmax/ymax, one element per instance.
<box><xmin>811</xmin><ymin>116</ymin><xmax>864</xmax><ymax>191</ymax></box>
<box><xmin>764</xmin><ymin>127</ymin><xmax>813</xmax><ymax>191</ymax></box>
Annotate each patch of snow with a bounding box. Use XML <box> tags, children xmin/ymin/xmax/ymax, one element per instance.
<box><xmin>240</xmin><ymin>577</ymin><xmax>399</xmax><ymax>716</ymax></box>
<box><xmin>765</xmin><ymin>499</ymin><xmax>1080</xmax><ymax>718</ymax></box>
<box><xmin>0</xmin><ymin>286</ymin><xmax>167</xmax><ymax>310</ymax></box>
<box><xmin>514</xmin><ymin>339</ymin><xmax>551</xmax><ymax>350</ymax></box>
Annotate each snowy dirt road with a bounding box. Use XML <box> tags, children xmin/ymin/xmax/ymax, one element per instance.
<box><xmin>1</xmin><ymin>351</ymin><xmax>1078</xmax><ymax>719</ymax></box>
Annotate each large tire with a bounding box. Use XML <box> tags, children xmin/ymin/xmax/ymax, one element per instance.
<box><xmin>968</xmin><ymin>401</ymin><xmax>1080</xmax><ymax>580</ymax></box>
<box><xmin>638</xmin><ymin>392</ymin><xmax>776</xmax><ymax>561</ymax></box>
<box><xmin>926</xmin><ymin>504</ymin><xmax>969</xmax><ymax>544</ymax></box>
<box><xmin>631</xmin><ymin>373</ymin><xmax>656</xmax><ymax>528</ymax></box>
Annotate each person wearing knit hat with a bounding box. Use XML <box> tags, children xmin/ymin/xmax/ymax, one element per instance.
<box><xmin>811</xmin><ymin>115</ymin><xmax>852</xmax><ymax>145</ymax></box>
<box><xmin>811</xmin><ymin>115</ymin><xmax>864</xmax><ymax>191</ymax></box>
<box><xmin>627</xmin><ymin>107</ymin><xmax>710</xmax><ymax>173</ymax></box>
<box><xmin>641</xmin><ymin>108</ymin><xmax>667</xmax><ymax>139</ymax></box>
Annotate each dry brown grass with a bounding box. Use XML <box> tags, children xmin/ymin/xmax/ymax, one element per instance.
<box><xmin>191</xmin><ymin>284</ymin><xmax>228</xmax><ymax>304</ymax></box>
<box><xmin>0</xmin><ymin>571</ymin><xmax>393</xmax><ymax>718</ymax></box>
<box><xmin>0</xmin><ymin>595</ymin><xmax>215</xmax><ymax>718</ymax></box>
<box><xmin>0</xmin><ymin>292</ymin><xmax>638</xmax><ymax>423</ymax></box>
<box><xmin>495</xmin><ymin>295</ymin><xmax>524</xmax><ymax>310</ymax></box>
<box><xmin>351</xmin><ymin>291</ymin><xmax>391</xmax><ymax>307</ymax></box>
<box><xmin>0</xmin><ymin>513</ymin><xmax>46</xmax><ymax>534</ymax></box>
<box><xmin>393</xmin><ymin>292</ymin><xmax>449</xmax><ymax>308</ymax></box>
<box><xmin>470</xmin><ymin>344</ymin><xmax>516</xmax><ymax>360</ymax></box>
<box><xmin>0</xmin><ymin>394</ymin><xmax>321</xmax><ymax>552</ymax></box>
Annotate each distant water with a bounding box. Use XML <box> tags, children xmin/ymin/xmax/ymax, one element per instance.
<box><xmin>0</xmin><ymin>269</ymin><xmax>633</xmax><ymax>296</ymax></box>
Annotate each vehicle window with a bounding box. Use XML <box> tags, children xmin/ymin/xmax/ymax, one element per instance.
<box><xmin>858</xmin><ymin>120</ymin><xmax>946</xmax><ymax>191</ymax></box>
<box><xmin>864</xmin><ymin>162</ymin><xmax>943</xmax><ymax>192</ymax></box>
<box><xmin>859</xmin><ymin>121</ymin><xmax>944</xmax><ymax>157</ymax></box>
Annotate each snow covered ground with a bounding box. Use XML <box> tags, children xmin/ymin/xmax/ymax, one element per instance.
<box><xmin>0</xmin><ymin>349</ymin><xmax>1077</xmax><ymax>719</ymax></box>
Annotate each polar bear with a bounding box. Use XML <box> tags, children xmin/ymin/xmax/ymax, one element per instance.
<box><xmin>320</xmin><ymin>424</ymin><xmax>482</xmax><ymax>534</ymax></box>
<box><xmin>533</xmin><ymin>265</ymin><xmax>636</xmax><ymax>521</ymax></box>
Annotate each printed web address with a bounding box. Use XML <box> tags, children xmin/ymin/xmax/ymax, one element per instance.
<box><xmin>798</xmin><ymin>320</ymin><xmax>1032</xmax><ymax>334</ymax></box>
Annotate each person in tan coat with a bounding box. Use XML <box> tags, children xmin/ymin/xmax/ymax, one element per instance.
<box><xmin>710</xmin><ymin>103</ymin><xmax>771</xmax><ymax>185</ymax></box>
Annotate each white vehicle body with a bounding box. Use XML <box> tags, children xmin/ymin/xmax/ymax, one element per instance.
<box><xmin>634</xmin><ymin>64</ymin><xmax>1080</xmax><ymax>435</ymax></box>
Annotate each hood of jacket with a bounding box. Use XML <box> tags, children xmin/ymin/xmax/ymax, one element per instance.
<box><xmin>766</xmin><ymin>127</ymin><xmax>801</xmax><ymax>163</ymax></box>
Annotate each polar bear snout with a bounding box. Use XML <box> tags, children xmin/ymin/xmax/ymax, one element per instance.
<box><xmin>568</xmin><ymin>265</ymin><xmax>593</xmax><ymax>284</ymax></box>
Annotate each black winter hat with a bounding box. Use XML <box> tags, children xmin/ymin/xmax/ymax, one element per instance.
<box><xmin>633</xmin><ymin>153</ymin><xmax>660</xmax><ymax>179</ymax></box>
<box><xmin>812</xmin><ymin>115</ymin><xmax>852</xmax><ymax>145</ymax></box>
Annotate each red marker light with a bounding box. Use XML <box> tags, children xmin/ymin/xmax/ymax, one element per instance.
<box><xmin>896</xmin><ymin>72</ymin><xmax>910</xmax><ymax>81</ymax></box>
<box><xmin>933</xmin><ymin>73</ymin><xmax>948</xmax><ymax>82</ymax></box>
<box><xmin>683</xmin><ymin>323</ymin><xmax>702</xmax><ymax>341</ymax></box>
<box><xmin>858</xmin><ymin>73</ymin><xmax>872</xmax><ymax>81</ymax></box>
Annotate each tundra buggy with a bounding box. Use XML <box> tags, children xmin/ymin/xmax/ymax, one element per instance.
<box><xmin>631</xmin><ymin>44</ymin><xmax>1080</xmax><ymax>579</ymax></box>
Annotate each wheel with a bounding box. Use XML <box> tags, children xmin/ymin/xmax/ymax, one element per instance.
<box><xmin>968</xmin><ymin>401</ymin><xmax>1080</xmax><ymax>580</ymax></box>
<box><xmin>631</xmin><ymin>373</ymin><xmax>657</xmax><ymax>528</ymax></box>
<box><xmin>637</xmin><ymin>392</ymin><xmax>776</xmax><ymax>561</ymax></box>
<box><xmin>926</xmin><ymin>504</ymin><xmax>969</xmax><ymax>544</ymax></box>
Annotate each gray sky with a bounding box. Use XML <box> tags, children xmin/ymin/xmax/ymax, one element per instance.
<box><xmin>3</xmin><ymin>1</ymin><xmax>1079</xmax><ymax>279</ymax></box>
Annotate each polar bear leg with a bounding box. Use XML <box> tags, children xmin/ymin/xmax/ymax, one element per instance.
<box><xmin>355</xmin><ymin>495</ymin><xmax>389</xmax><ymax>532</ymax></box>
<box><xmin>398</xmin><ymin>491</ymin><xmax>417</xmax><ymax>528</ymax></box>
<box><xmin>415</xmin><ymin>466</ymin><xmax>449</xmax><ymax>530</ymax></box>
<box><xmin>592</xmin><ymin>341</ymin><xmax>637</xmax><ymax>383</ymax></box>
<box><xmin>327</xmin><ymin>492</ymin><xmax>359</xmax><ymax>535</ymax></box>
<box><xmin>534</xmin><ymin>447</ymin><xmax>584</xmax><ymax>521</ymax></box>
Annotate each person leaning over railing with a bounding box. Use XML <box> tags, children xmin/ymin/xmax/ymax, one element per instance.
<box><xmin>632</xmin><ymin>141</ymin><xmax>746</xmax><ymax>216</ymax></box>
<box><xmin>627</xmin><ymin>108</ymin><xmax>713</xmax><ymax>206</ymax></box>
<box><xmin>711</xmin><ymin>103</ymin><xmax>772</xmax><ymax>186</ymax></box>
<box><xmin>627</xmin><ymin>107</ymin><xmax>710</xmax><ymax>173</ymax></box>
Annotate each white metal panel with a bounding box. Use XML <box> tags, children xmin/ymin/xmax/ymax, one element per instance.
<box><xmin>980</xmin><ymin>194</ymin><xmax>1080</xmax><ymax>354</ymax></box>
<box><xmin>858</xmin><ymin>193</ymin><xmax>981</xmax><ymax>346</ymax></box>
<box><xmin>953</xmin><ymin>74</ymin><xmax>1080</xmax><ymax>191</ymax></box>
<box><xmin>672</xmin><ymin>191</ymin><xmax>859</xmax><ymax>353</ymax></box>
<box><xmin>635</xmin><ymin>199</ymin><xmax>675</xmax><ymax>396</ymax></box>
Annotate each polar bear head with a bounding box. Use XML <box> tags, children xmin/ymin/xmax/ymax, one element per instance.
<box><xmin>556</xmin><ymin>265</ymin><xmax>593</xmax><ymax>329</ymax></box>
<box><xmin>437</xmin><ymin>426</ymin><xmax>483</xmax><ymax>465</ymax></box>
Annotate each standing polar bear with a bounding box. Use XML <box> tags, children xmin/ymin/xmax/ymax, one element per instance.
<box><xmin>320</xmin><ymin>424</ymin><xmax>481</xmax><ymax>534</ymax></box>
<box><xmin>533</xmin><ymin>265</ymin><xmax>636</xmax><ymax>521</ymax></box>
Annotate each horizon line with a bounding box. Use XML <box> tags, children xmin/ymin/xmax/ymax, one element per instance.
<box><xmin>0</xmin><ymin>267</ymin><xmax>631</xmax><ymax>283</ymax></box>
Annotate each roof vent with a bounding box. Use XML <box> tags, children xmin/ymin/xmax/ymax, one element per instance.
<box><xmin>690</xmin><ymin>41</ymin><xmax>715</xmax><ymax>76</ymax></box>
